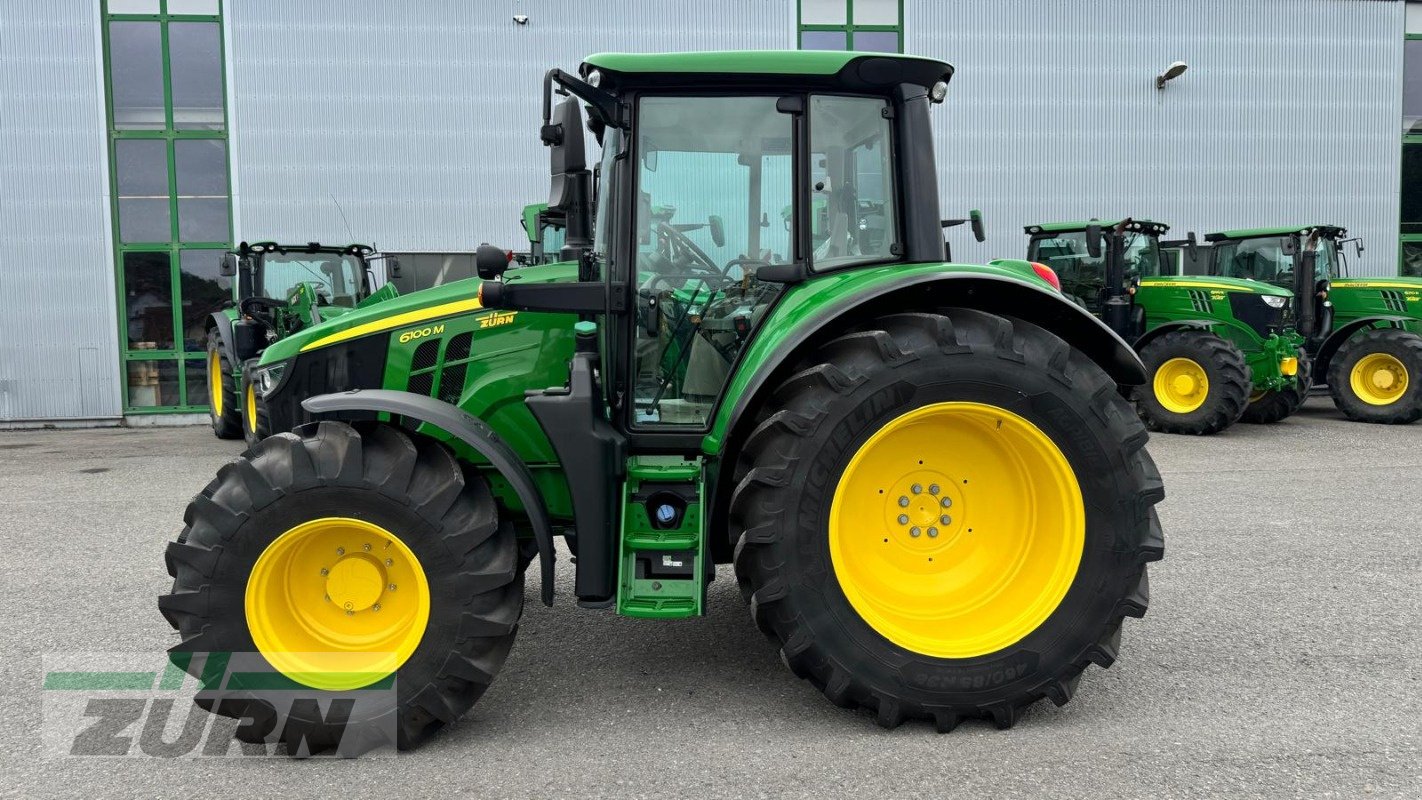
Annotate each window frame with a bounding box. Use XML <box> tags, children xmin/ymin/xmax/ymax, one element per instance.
<box><xmin>797</xmin><ymin>0</ymin><xmax>904</xmax><ymax>53</ymax></box>
<box><xmin>1401</xmin><ymin>32</ymin><xmax>1422</xmax><ymax>274</ymax></box>
<box><xmin>102</xmin><ymin>0</ymin><xmax>232</xmax><ymax>414</ymax></box>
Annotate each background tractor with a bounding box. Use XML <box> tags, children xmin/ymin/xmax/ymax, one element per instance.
<box><xmin>162</xmin><ymin>52</ymin><xmax>1164</xmax><ymax>755</ymax></box>
<box><xmin>1026</xmin><ymin>219</ymin><xmax>1308</xmax><ymax>433</ymax></box>
<box><xmin>203</xmin><ymin>241</ymin><xmax>398</xmax><ymax>444</ymax></box>
<box><xmin>1205</xmin><ymin>226</ymin><xmax>1422</xmax><ymax>424</ymax></box>
<box><xmin>517</xmin><ymin>202</ymin><xmax>567</xmax><ymax>265</ymax></box>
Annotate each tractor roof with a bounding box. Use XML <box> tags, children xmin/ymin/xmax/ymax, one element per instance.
<box><xmin>1204</xmin><ymin>225</ymin><xmax>1347</xmax><ymax>242</ymax></box>
<box><xmin>580</xmin><ymin>51</ymin><xmax>953</xmax><ymax>93</ymax></box>
<box><xmin>240</xmin><ymin>241</ymin><xmax>373</xmax><ymax>257</ymax></box>
<box><xmin>1024</xmin><ymin>220</ymin><xmax>1170</xmax><ymax>236</ymax></box>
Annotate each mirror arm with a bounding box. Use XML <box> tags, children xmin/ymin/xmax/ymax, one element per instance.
<box><xmin>543</xmin><ymin>68</ymin><xmax>625</xmax><ymax>131</ymax></box>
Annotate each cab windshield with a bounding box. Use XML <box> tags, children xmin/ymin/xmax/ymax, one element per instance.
<box><xmin>259</xmin><ymin>252</ymin><xmax>365</xmax><ymax>307</ymax></box>
<box><xmin>1029</xmin><ymin>230</ymin><xmax>1161</xmax><ymax>311</ymax></box>
<box><xmin>1213</xmin><ymin>235</ymin><xmax>1332</xmax><ymax>287</ymax></box>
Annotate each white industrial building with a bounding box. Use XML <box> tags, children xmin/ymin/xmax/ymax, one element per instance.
<box><xmin>0</xmin><ymin>0</ymin><xmax>1417</xmax><ymax>423</ymax></box>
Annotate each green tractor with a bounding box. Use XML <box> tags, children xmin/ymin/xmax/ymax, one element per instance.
<box><xmin>162</xmin><ymin>51</ymin><xmax>1164</xmax><ymax>754</ymax></box>
<box><xmin>1205</xmin><ymin>226</ymin><xmax>1422</xmax><ymax>423</ymax></box>
<box><xmin>203</xmin><ymin>242</ymin><xmax>398</xmax><ymax>445</ymax></box>
<box><xmin>1026</xmin><ymin>219</ymin><xmax>1307</xmax><ymax>434</ymax></box>
<box><xmin>517</xmin><ymin>202</ymin><xmax>567</xmax><ymax>265</ymax></box>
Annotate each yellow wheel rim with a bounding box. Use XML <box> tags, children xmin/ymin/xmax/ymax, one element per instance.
<box><xmin>1350</xmin><ymin>352</ymin><xmax>1409</xmax><ymax>406</ymax></box>
<box><xmin>828</xmin><ymin>402</ymin><xmax>1085</xmax><ymax>659</ymax></box>
<box><xmin>1154</xmin><ymin>357</ymin><xmax>1209</xmax><ymax>414</ymax></box>
<box><xmin>208</xmin><ymin>350</ymin><xmax>223</xmax><ymax>417</ymax></box>
<box><xmin>245</xmin><ymin>517</ymin><xmax>431</xmax><ymax>691</ymax></box>
<box><xmin>245</xmin><ymin>382</ymin><xmax>258</xmax><ymax>434</ymax></box>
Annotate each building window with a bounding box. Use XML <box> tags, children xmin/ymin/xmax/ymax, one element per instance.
<box><xmin>798</xmin><ymin>0</ymin><xmax>902</xmax><ymax>53</ymax></box>
<box><xmin>103</xmin><ymin>0</ymin><xmax>231</xmax><ymax>413</ymax></box>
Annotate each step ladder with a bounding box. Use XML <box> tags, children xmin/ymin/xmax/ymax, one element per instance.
<box><xmin>616</xmin><ymin>456</ymin><xmax>706</xmax><ymax>618</ymax></box>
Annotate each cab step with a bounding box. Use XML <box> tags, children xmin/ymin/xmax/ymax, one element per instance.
<box><xmin>616</xmin><ymin>456</ymin><xmax>706</xmax><ymax>618</ymax></box>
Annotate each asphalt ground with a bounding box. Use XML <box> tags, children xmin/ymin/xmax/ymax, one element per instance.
<box><xmin>1</xmin><ymin>395</ymin><xmax>1418</xmax><ymax>798</ymax></box>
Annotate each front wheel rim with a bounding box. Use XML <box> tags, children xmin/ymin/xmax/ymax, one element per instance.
<box><xmin>245</xmin><ymin>517</ymin><xmax>431</xmax><ymax>691</ymax></box>
<box><xmin>245</xmin><ymin>382</ymin><xmax>258</xmax><ymax>434</ymax></box>
<box><xmin>1154</xmin><ymin>357</ymin><xmax>1210</xmax><ymax>414</ymax></box>
<box><xmin>1350</xmin><ymin>353</ymin><xmax>1408</xmax><ymax>406</ymax></box>
<box><xmin>208</xmin><ymin>350</ymin><xmax>224</xmax><ymax>417</ymax></box>
<box><xmin>828</xmin><ymin>402</ymin><xmax>1085</xmax><ymax>659</ymax></box>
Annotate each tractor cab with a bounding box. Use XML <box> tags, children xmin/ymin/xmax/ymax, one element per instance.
<box><xmin>220</xmin><ymin>241</ymin><xmax>392</xmax><ymax>340</ymax></box>
<box><xmin>1025</xmin><ymin>219</ymin><xmax>1170</xmax><ymax>339</ymax></box>
<box><xmin>1204</xmin><ymin>226</ymin><xmax>1343</xmax><ymax>343</ymax></box>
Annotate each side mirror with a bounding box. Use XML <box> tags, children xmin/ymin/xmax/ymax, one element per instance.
<box><xmin>220</xmin><ymin>252</ymin><xmax>239</xmax><ymax>277</ymax></box>
<box><xmin>386</xmin><ymin>255</ymin><xmax>402</xmax><ymax>279</ymax></box>
<box><xmin>969</xmin><ymin>209</ymin><xmax>985</xmax><ymax>243</ymax></box>
<box><xmin>1280</xmin><ymin>236</ymin><xmax>1298</xmax><ymax>256</ymax></box>
<box><xmin>708</xmin><ymin>214</ymin><xmax>726</xmax><ymax>248</ymax></box>
<box><xmin>641</xmin><ymin>146</ymin><xmax>658</xmax><ymax>173</ymax></box>
<box><xmin>1186</xmin><ymin>231</ymin><xmax>1199</xmax><ymax>262</ymax></box>
<box><xmin>476</xmin><ymin>243</ymin><xmax>511</xmax><ymax>280</ymax></box>
<box><xmin>1085</xmin><ymin>222</ymin><xmax>1103</xmax><ymax>259</ymax></box>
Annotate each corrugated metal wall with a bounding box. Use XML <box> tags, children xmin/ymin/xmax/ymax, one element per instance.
<box><xmin>0</xmin><ymin>3</ymin><xmax>120</xmax><ymax>421</ymax></box>
<box><xmin>909</xmin><ymin>0</ymin><xmax>1405</xmax><ymax>275</ymax></box>
<box><xmin>226</xmin><ymin>0</ymin><xmax>796</xmax><ymax>252</ymax></box>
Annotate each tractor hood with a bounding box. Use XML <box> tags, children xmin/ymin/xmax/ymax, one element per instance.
<box><xmin>1136</xmin><ymin>275</ymin><xmax>1292</xmax><ymax>297</ymax></box>
<box><xmin>259</xmin><ymin>261</ymin><xmax>578</xmax><ymax>364</ymax></box>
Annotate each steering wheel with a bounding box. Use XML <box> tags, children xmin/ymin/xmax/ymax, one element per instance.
<box><xmin>239</xmin><ymin>296</ymin><xmax>286</xmax><ymax>328</ymax></box>
<box><xmin>656</xmin><ymin>221</ymin><xmax>727</xmax><ymax>276</ymax></box>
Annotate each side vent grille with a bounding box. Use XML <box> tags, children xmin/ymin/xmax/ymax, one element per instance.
<box><xmin>445</xmin><ymin>332</ymin><xmax>472</xmax><ymax>362</ymax></box>
<box><xmin>438</xmin><ymin>363</ymin><xmax>468</xmax><ymax>404</ymax></box>
<box><xmin>1381</xmin><ymin>290</ymin><xmax>1408</xmax><ymax>313</ymax></box>
<box><xmin>412</xmin><ymin>339</ymin><xmax>441</xmax><ymax>371</ymax></box>
<box><xmin>407</xmin><ymin>372</ymin><xmax>434</xmax><ymax>397</ymax></box>
<box><xmin>1188</xmin><ymin>290</ymin><xmax>1212</xmax><ymax>314</ymax></box>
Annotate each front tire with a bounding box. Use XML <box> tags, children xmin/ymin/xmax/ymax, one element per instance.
<box><xmin>206</xmin><ymin>329</ymin><xmax>242</xmax><ymax>439</ymax></box>
<box><xmin>1326</xmin><ymin>329</ymin><xmax>1422</xmax><ymax>424</ymax></box>
<box><xmin>1240</xmin><ymin>348</ymin><xmax>1312</xmax><ymax>424</ymax></box>
<box><xmin>240</xmin><ymin>362</ymin><xmax>271</xmax><ymax>447</ymax></box>
<box><xmin>1134</xmin><ymin>331</ymin><xmax>1249</xmax><ymax>435</ymax></box>
<box><xmin>731</xmin><ymin>309</ymin><xmax>1164</xmax><ymax>730</ymax></box>
<box><xmin>160</xmin><ymin>421</ymin><xmax>522</xmax><ymax>754</ymax></box>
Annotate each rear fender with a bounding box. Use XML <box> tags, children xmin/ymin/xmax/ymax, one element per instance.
<box><xmin>302</xmin><ymin>389</ymin><xmax>557</xmax><ymax>606</ymax></box>
<box><xmin>703</xmin><ymin>272</ymin><xmax>1145</xmax><ymax>563</ymax></box>
<box><xmin>1315</xmin><ymin>315</ymin><xmax>1414</xmax><ymax>377</ymax></box>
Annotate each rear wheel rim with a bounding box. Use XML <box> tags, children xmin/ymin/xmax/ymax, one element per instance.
<box><xmin>245</xmin><ymin>517</ymin><xmax>431</xmax><ymax>691</ymax></box>
<box><xmin>1154</xmin><ymin>357</ymin><xmax>1209</xmax><ymax>413</ymax></box>
<box><xmin>208</xmin><ymin>350</ymin><xmax>224</xmax><ymax>417</ymax></box>
<box><xmin>1350</xmin><ymin>352</ymin><xmax>1408</xmax><ymax>406</ymax></box>
<box><xmin>828</xmin><ymin>402</ymin><xmax>1085</xmax><ymax>659</ymax></box>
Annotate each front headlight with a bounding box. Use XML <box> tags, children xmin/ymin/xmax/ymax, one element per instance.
<box><xmin>253</xmin><ymin>362</ymin><xmax>287</xmax><ymax>397</ymax></box>
<box><xmin>1261</xmin><ymin>295</ymin><xmax>1287</xmax><ymax>308</ymax></box>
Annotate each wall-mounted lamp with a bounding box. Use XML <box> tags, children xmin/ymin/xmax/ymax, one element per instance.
<box><xmin>513</xmin><ymin>14</ymin><xmax>529</xmax><ymax>25</ymax></box>
<box><xmin>1155</xmin><ymin>61</ymin><xmax>1188</xmax><ymax>90</ymax></box>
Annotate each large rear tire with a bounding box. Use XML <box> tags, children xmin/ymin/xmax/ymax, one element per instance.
<box><xmin>160</xmin><ymin>421</ymin><xmax>522</xmax><ymax>754</ymax></box>
<box><xmin>206</xmin><ymin>329</ymin><xmax>243</xmax><ymax>440</ymax></box>
<box><xmin>1133</xmin><ymin>330</ymin><xmax>1249</xmax><ymax>435</ymax></box>
<box><xmin>1326</xmin><ymin>328</ymin><xmax>1422</xmax><ymax>424</ymax></box>
<box><xmin>731</xmin><ymin>309</ymin><xmax>1164</xmax><ymax>731</ymax></box>
<box><xmin>1240</xmin><ymin>347</ymin><xmax>1312</xmax><ymax>424</ymax></box>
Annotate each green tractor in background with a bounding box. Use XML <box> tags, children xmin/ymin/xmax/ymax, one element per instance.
<box><xmin>1026</xmin><ymin>219</ymin><xmax>1307</xmax><ymax>434</ymax></box>
<box><xmin>517</xmin><ymin>202</ymin><xmax>567</xmax><ymax>265</ymax></box>
<box><xmin>1205</xmin><ymin>226</ymin><xmax>1422</xmax><ymax>423</ymax></box>
<box><xmin>162</xmin><ymin>51</ymin><xmax>1164</xmax><ymax>755</ymax></box>
<box><xmin>204</xmin><ymin>242</ymin><xmax>398</xmax><ymax>444</ymax></box>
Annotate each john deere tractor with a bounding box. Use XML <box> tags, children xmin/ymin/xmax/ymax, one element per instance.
<box><xmin>1026</xmin><ymin>219</ymin><xmax>1307</xmax><ymax>434</ymax></box>
<box><xmin>517</xmin><ymin>202</ymin><xmax>567</xmax><ymax>265</ymax></box>
<box><xmin>1205</xmin><ymin>226</ymin><xmax>1422</xmax><ymax>424</ymax></box>
<box><xmin>204</xmin><ymin>242</ymin><xmax>398</xmax><ymax>444</ymax></box>
<box><xmin>162</xmin><ymin>52</ymin><xmax>1164</xmax><ymax>755</ymax></box>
